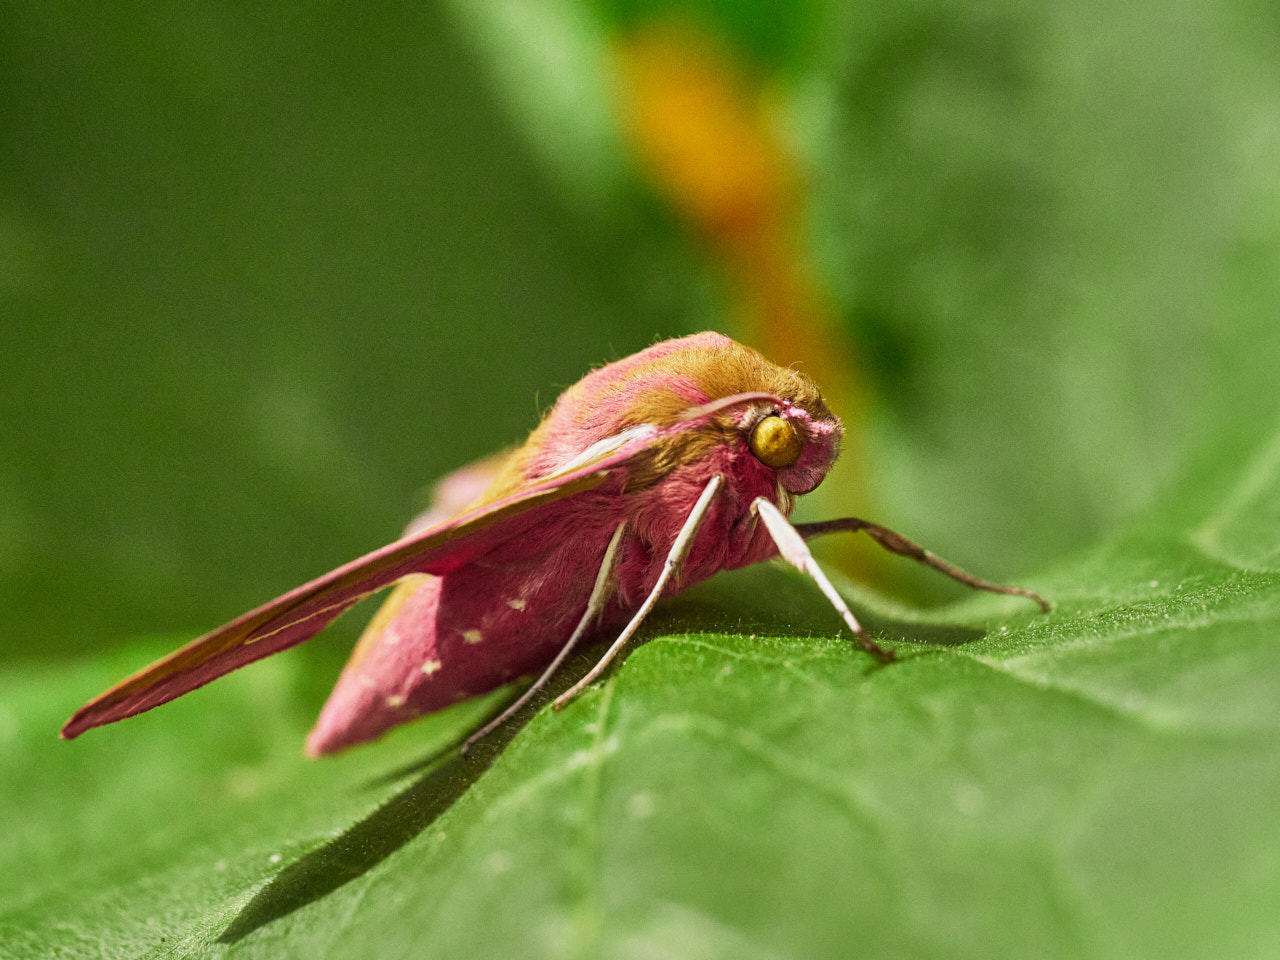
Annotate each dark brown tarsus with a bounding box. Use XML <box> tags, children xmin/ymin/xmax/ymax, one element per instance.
<box><xmin>794</xmin><ymin>518</ymin><xmax>1051</xmax><ymax>613</ymax></box>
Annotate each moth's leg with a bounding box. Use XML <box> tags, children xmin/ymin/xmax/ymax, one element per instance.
<box><xmin>793</xmin><ymin>517</ymin><xmax>1049</xmax><ymax>612</ymax></box>
<box><xmin>753</xmin><ymin>498</ymin><xmax>895</xmax><ymax>662</ymax></box>
<box><xmin>463</xmin><ymin>519</ymin><xmax>630</xmax><ymax>752</ymax></box>
<box><xmin>552</xmin><ymin>474</ymin><xmax>725</xmax><ymax>710</ymax></box>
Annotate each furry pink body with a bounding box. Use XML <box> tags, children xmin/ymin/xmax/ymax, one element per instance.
<box><xmin>63</xmin><ymin>332</ymin><xmax>858</xmax><ymax>753</ymax></box>
<box><xmin>308</xmin><ymin>333</ymin><xmax>838</xmax><ymax>754</ymax></box>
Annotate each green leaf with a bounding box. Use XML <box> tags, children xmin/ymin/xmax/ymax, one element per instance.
<box><xmin>6</xmin><ymin>449</ymin><xmax>1280</xmax><ymax>958</ymax></box>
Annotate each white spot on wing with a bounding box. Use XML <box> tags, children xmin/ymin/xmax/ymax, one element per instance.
<box><xmin>421</xmin><ymin>659</ymin><xmax>442</xmax><ymax>675</ymax></box>
<box><xmin>507</xmin><ymin>598</ymin><xmax>527</xmax><ymax>611</ymax></box>
<box><xmin>462</xmin><ymin>629</ymin><xmax>483</xmax><ymax>645</ymax></box>
<box><xmin>386</xmin><ymin>695</ymin><xmax>406</xmax><ymax>708</ymax></box>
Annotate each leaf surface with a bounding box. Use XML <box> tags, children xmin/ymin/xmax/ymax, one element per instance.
<box><xmin>6</xmin><ymin>446</ymin><xmax>1280</xmax><ymax>959</ymax></box>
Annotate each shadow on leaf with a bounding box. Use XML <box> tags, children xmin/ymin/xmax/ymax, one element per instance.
<box><xmin>218</xmin><ymin>646</ymin><xmax>604</xmax><ymax>944</ymax></box>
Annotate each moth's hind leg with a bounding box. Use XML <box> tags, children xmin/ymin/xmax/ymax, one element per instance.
<box><xmin>793</xmin><ymin>517</ymin><xmax>1050</xmax><ymax>612</ymax></box>
<box><xmin>551</xmin><ymin>474</ymin><xmax>725</xmax><ymax>710</ymax></box>
<box><xmin>463</xmin><ymin>520</ymin><xmax>630</xmax><ymax>753</ymax></box>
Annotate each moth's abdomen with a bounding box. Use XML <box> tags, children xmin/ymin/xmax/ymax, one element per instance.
<box><xmin>305</xmin><ymin>550</ymin><xmax>601</xmax><ymax>756</ymax></box>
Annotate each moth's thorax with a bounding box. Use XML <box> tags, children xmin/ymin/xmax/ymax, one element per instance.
<box><xmin>482</xmin><ymin>332</ymin><xmax>839</xmax><ymax>608</ymax></box>
<box><xmin>483</xmin><ymin>331</ymin><xmax>842</xmax><ymax>503</ymax></box>
<box><xmin>610</xmin><ymin>440</ymin><xmax>791</xmax><ymax>608</ymax></box>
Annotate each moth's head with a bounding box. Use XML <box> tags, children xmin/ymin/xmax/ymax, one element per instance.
<box><xmin>571</xmin><ymin>332</ymin><xmax>844</xmax><ymax>495</ymax></box>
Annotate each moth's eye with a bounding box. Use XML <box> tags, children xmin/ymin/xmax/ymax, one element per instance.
<box><xmin>748</xmin><ymin>415</ymin><xmax>803</xmax><ymax>469</ymax></box>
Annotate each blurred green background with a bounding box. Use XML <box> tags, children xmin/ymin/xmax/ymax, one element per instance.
<box><xmin>4</xmin><ymin>1</ymin><xmax>1280</xmax><ymax>958</ymax></box>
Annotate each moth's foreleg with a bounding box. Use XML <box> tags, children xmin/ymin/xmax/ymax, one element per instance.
<box><xmin>793</xmin><ymin>517</ymin><xmax>1049</xmax><ymax>613</ymax></box>
<box><xmin>753</xmin><ymin>498</ymin><xmax>895</xmax><ymax>662</ymax></box>
<box><xmin>464</xmin><ymin>520</ymin><xmax>630</xmax><ymax>752</ymax></box>
<box><xmin>552</xmin><ymin>474</ymin><xmax>725</xmax><ymax>710</ymax></box>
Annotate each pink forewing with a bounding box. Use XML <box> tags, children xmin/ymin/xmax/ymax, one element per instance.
<box><xmin>60</xmin><ymin>437</ymin><xmax>649</xmax><ymax>739</ymax></box>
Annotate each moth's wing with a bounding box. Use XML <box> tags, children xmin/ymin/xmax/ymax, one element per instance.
<box><xmin>60</xmin><ymin>433</ymin><xmax>656</xmax><ymax>740</ymax></box>
<box><xmin>334</xmin><ymin>450</ymin><xmax>514</xmax><ymax>684</ymax></box>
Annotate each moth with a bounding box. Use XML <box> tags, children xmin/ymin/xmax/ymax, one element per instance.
<box><xmin>62</xmin><ymin>333</ymin><xmax>1047</xmax><ymax>755</ymax></box>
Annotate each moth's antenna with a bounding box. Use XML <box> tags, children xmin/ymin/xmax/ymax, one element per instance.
<box><xmin>679</xmin><ymin>392</ymin><xmax>786</xmax><ymax>422</ymax></box>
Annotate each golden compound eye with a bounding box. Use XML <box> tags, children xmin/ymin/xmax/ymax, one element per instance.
<box><xmin>748</xmin><ymin>415</ymin><xmax>803</xmax><ymax>469</ymax></box>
